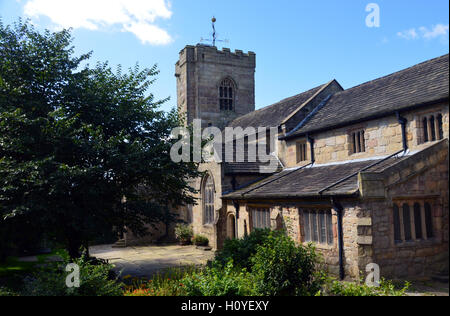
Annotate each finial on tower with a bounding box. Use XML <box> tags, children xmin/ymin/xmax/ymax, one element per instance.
<box><xmin>211</xmin><ymin>16</ymin><xmax>217</xmax><ymax>47</ymax></box>
<box><xmin>200</xmin><ymin>16</ymin><xmax>229</xmax><ymax>47</ymax></box>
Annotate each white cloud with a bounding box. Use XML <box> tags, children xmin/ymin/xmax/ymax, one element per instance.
<box><xmin>397</xmin><ymin>23</ymin><xmax>449</xmax><ymax>42</ymax></box>
<box><xmin>23</xmin><ymin>0</ymin><xmax>173</xmax><ymax>45</ymax></box>
<box><xmin>397</xmin><ymin>28</ymin><xmax>418</xmax><ymax>40</ymax></box>
<box><xmin>420</xmin><ymin>24</ymin><xmax>449</xmax><ymax>39</ymax></box>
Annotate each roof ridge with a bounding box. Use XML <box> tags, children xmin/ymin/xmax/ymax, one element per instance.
<box><xmin>338</xmin><ymin>53</ymin><xmax>449</xmax><ymax>94</ymax></box>
<box><xmin>229</xmin><ymin>82</ymin><xmax>328</xmax><ymax>125</ymax></box>
<box><xmin>280</xmin><ymin>79</ymin><xmax>340</xmax><ymax>125</ymax></box>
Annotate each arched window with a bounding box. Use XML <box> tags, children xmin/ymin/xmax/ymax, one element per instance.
<box><xmin>202</xmin><ymin>175</ymin><xmax>215</xmax><ymax>225</ymax></box>
<box><xmin>219</xmin><ymin>78</ymin><xmax>235</xmax><ymax>111</ymax></box>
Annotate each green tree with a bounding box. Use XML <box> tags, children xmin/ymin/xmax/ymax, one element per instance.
<box><xmin>0</xmin><ymin>19</ymin><xmax>201</xmax><ymax>259</ymax></box>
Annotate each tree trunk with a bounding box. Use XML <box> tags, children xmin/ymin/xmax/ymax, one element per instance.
<box><xmin>67</xmin><ymin>236</ymin><xmax>82</xmax><ymax>259</ymax></box>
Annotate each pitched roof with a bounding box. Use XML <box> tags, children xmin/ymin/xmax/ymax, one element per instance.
<box><xmin>222</xmin><ymin>155</ymin><xmax>407</xmax><ymax>200</ymax></box>
<box><xmin>228</xmin><ymin>83</ymin><xmax>327</xmax><ymax>129</ymax></box>
<box><xmin>285</xmin><ymin>54</ymin><xmax>449</xmax><ymax>138</ymax></box>
<box><xmin>213</xmin><ymin>141</ymin><xmax>282</xmax><ymax>175</ymax></box>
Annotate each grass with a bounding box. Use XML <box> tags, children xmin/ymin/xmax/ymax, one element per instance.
<box><xmin>0</xmin><ymin>257</ymin><xmax>37</xmax><ymax>277</ymax></box>
<box><xmin>0</xmin><ymin>249</ymin><xmax>66</xmax><ymax>293</ymax></box>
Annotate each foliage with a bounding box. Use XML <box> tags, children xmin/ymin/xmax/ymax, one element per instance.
<box><xmin>174</xmin><ymin>224</ymin><xmax>193</xmax><ymax>243</ymax></box>
<box><xmin>0</xmin><ymin>19</ymin><xmax>202</xmax><ymax>258</ymax></box>
<box><xmin>123</xmin><ymin>266</ymin><xmax>200</xmax><ymax>296</ymax></box>
<box><xmin>250</xmin><ymin>231</ymin><xmax>325</xmax><ymax>296</ymax></box>
<box><xmin>192</xmin><ymin>235</ymin><xmax>209</xmax><ymax>247</ymax></box>
<box><xmin>322</xmin><ymin>278</ymin><xmax>410</xmax><ymax>296</ymax></box>
<box><xmin>181</xmin><ymin>261</ymin><xmax>258</xmax><ymax>296</ymax></box>
<box><xmin>21</xmin><ymin>254</ymin><xmax>123</xmax><ymax>296</ymax></box>
<box><xmin>0</xmin><ymin>287</ymin><xmax>19</xmax><ymax>296</ymax></box>
<box><xmin>214</xmin><ymin>229</ymin><xmax>272</xmax><ymax>270</ymax></box>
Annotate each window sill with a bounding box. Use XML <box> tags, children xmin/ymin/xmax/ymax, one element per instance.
<box><xmin>394</xmin><ymin>238</ymin><xmax>439</xmax><ymax>247</ymax></box>
<box><xmin>303</xmin><ymin>242</ymin><xmax>336</xmax><ymax>250</ymax></box>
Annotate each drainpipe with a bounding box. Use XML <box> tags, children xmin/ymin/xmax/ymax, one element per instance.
<box><xmin>331</xmin><ymin>198</ymin><xmax>345</xmax><ymax>280</ymax></box>
<box><xmin>233</xmin><ymin>200</ymin><xmax>239</xmax><ymax>238</ymax></box>
<box><xmin>307</xmin><ymin>134</ymin><xmax>315</xmax><ymax>164</ymax></box>
<box><xmin>396</xmin><ymin>112</ymin><xmax>408</xmax><ymax>152</ymax></box>
<box><xmin>231</xmin><ymin>176</ymin><xmax>237</xmax><ymax>191</ymax></box>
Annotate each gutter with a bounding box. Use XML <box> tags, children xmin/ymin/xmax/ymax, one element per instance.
<box><xmin>318</xmin><ymin>149</ymin><xmax>405</xmax><ymax>195</ymax></box>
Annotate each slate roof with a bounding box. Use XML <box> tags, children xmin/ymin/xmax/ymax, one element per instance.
<box><xmin>222</xmin><ymin>155</ymin><xmax>408</xmax><ymax>200</ymax></box>
<box><xmin>228</xmin><ymin>83</ymin><xmax>327</xmax><ymax>129</ymax></box>
<box><xmin>213</xmin><ymin>141</ymin><xmax>282</xmax><ymax>175</ymax></box>
<box><xmin>284</xmin><ymin>54</ymin><xmax>449</xmax><ymax>139</ymax></box>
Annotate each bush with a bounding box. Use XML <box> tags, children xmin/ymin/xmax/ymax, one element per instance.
<box><xmin>175</xmin><ymin>224</ymin><xmax>193</xmax><ymax>244</ymax></box>
<box><xmin>215</xmin><ymin>229</ymin><xmax>272</xmax><ymax>270</ymax></box>
<box><xmin>322</xmin><ymin>279</ymin><xmax>410</xmax><ymax>296</ymax></box>
<box><xmin>181</xmin><ymin>261</ymin><xmax>257</xmax><ymax>296</ymax></box>
<box><xmin>250</xmin><ymin>231</ymin><xmax>324</xmax><ymax>296</ymax></box>
<box><xmin>22</xmin><ymin>254</ymin><xmax>123</xmax><ymax>296</ymax></box>
<box><xmin>0</xmin><ymin>287</ymin><xmax>19</xmax><ymax>296</ymax></box>
<box><xmin>124</xmin><ymin>266</ymin><xmax>199</xmax><ymax>296</ymax></box>
<box><xmin>192</xmin><ymin>235</ymin><xmax>209</xmax><ymax>247</ymax></box>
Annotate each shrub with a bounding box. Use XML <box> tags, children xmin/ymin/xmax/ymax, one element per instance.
<box><xmin>214</xmin><ymin>229</ymin><xmax>272</xmax><ymax>270</ymax></box>
<box><xmin>22</xmin><ymin>255</ymin><xmax>123</xmax><ymax>296</ymax></box>
<box><xmin>181</xmin><ymin>261</ymin><xmax>257</xmax><ymax>296</ymax></box>
<box><xmin>124</xmin><ymin>266</ymin><xmax>200</xmax><ymax>296</ymax></box>
<box><xmin>323</xmin><ymin>279</ymin><xmax>410</xmax><ymax>296</ymax></box>
<box><xmin>250</xmin><ymin>231</ymin><xmax>324</xmax><ymax>296</ymax></box>
<box><xmin>175</xmin><ymin>224</ymin><xmax>193</xmax><ymax>244</ymax></box>
<box><xmin>192</xmin><ymin>235</ymin><xmax>209</xmax><ymax>247</ymax></box>
<box><xmin>0</xmin><ymin>287</ymin><xmax>19</xmax><ymax>296</ymax></box>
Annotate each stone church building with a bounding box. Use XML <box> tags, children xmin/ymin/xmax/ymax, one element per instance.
<box><xmin>129</xmin><ymin>44</ymin><xmax>449</xmax><ymax>281</ymax></box>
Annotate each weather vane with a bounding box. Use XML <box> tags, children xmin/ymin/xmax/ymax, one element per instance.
<box><xmin>200</xmin><ymin>16</ymin><xmax>229</xmax><ymax>47</ymax></box>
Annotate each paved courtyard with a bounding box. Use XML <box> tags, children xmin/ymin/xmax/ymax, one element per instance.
<box><xmin>90</xmin><ymin>244</ymin><xmax>215</xmax><ymax>278</ymax></box>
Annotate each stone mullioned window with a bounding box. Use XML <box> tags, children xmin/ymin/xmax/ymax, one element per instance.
<box><xmin>296</xmin><ymin>141</ymin><xmax>307</xmax><ymax>163</ymax></box>
<box><xmin>349</xmin><ymin>129</ymin><xmax>366</xmax><ymax>154</ymax></box>
<box><xmin>419</xmin><ymin>113</ymin><xmax>444</xmax><ymax>144</ymax></box>
<box><xmin>251</xmin><ymin>208</ymin><xmax>271</xmax><ymax>229</ymax></box>
<box><xmin>393</xmin><ymin>201</ymin><xmax>434</xmax><ymax>244</ymax></box>
<box><xmin>302</xmin><ymin>209</ymin><xmax>334</xmax><ymax>245</ymax></box>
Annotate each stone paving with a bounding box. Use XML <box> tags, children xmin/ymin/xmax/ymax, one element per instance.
<box><xmin>89</xmin><ymin>244</ymin><xmax>215</xmax><ymax>278</ymax></box>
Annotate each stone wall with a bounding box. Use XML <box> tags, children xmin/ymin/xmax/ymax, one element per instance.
<box><xmin>366</xmin><ymin>143</ymin><xmax>449</xmax><ymax>279</ymax></box>
<box><xmin>281</xmin><ymin>102</ymin><xmax>449</xmax><ymax>168</ymax></box>
<box><xmin>224</xmin><ymin>199</ymin><xmax>363</xmax><ymax>280</ymax></box>
<box><xmin>176</xmin><ymin>44</ymin><xmax>256</xmax><ymax>127</ymax></box>
<box><xmin>190</xmin><ymin>162</ymin><xmax>224</xmax><ymax>249</ymax></box>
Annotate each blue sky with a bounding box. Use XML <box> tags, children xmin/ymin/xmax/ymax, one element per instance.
<box><xmin>1</xmin><ymin>0</ymin><xmax>449</xmax><ymax>113</ymax></box>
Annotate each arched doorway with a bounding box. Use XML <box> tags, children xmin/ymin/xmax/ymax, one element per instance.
<box><xmin>227</xmin><ymin>214</ymin><xmax>236</xmax><ymax>239</ymax></box>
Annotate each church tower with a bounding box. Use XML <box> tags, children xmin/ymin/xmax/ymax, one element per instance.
<box><xmin>175</xmin><ymin>44</ymin><xmax>256</xmax><ymax>127</ymax></box>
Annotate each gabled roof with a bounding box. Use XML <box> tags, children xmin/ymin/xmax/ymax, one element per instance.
<box><xmin>284</xmin><ymin>54</ymin><xmax>449</xmax><ymax>139</ymax></box>
<box><xmin>213</xmin><ymin>141</ymin><xmax>282</xmax><ymax>175</ymax></box>
<box><xmin>228</xmin><ymin>83</ymin><xmax>328</xmax><ymax>129</ymax></box>
<box><xmin>222</xmin><ymin>155</ymin><xmax>408</xmax><ymax>200</ymax></box>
